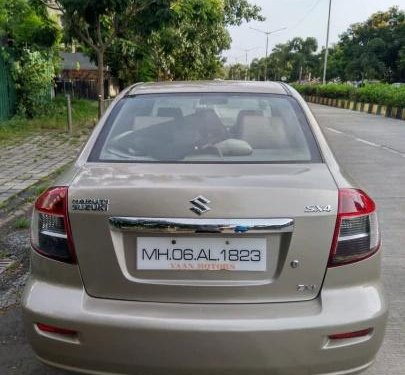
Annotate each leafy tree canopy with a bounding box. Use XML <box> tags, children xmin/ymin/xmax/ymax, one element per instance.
<box><xmin>230</xmin><ymin>6</ymin><xmax>405</xmax><ymax>84</ymax></box>
<box><xmin>224</xmin><ymin>0</ymin><xmax>264</xmax><ymax>26</ymax></box>
<box><xmin>103</xmin><ymin>0</ymin><xmax>264</xmax><ymax>84</ymax></box>
<box><xmin>335</xmin><ymin>6</ymin><xmax>405</xmax><ymax>82</ymax></box>
<box><xmin>0</xmin><ymin>0</ymin><xmax>61</xmax><ymax>52</ymax></box>
<box><xmin>246</xmin><ymin>37</ymin><xmax>318</xmax><ymax>82</ymax></box>
<box><xmin>40</xmin><ymin>0</ymin><xmax>263</xmax><ymax>91</ymax></box>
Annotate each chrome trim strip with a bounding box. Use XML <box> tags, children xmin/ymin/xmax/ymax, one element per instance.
<box><xmin>40</xmin><ymin>230</ymin><xmax>67</xmax><ymax>239</ymax></box>
<box><xmin>338</xmin><ymin>232</ymin><xmax>369</xmax><ymax>242</ymax></box>
<box><xmin>109</xmin><ymin>217</ymin><xmax>294</xmax><ymax>234</ymax></box>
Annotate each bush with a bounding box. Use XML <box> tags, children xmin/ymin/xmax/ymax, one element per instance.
<box><xmin>292</xmin><ymin>83</ymin><xmax>355</xmax><ymax>99</ymax></box>
<box><xmin>293</xmin><ymin>83</ymin><xmax>405</xmax><ymax>108</ymax></box>
<box><xmin>354</xmin><ymin>84</ymin><xmax>405</xmax><ymax>107</ymax></box>
<box><xmin>12</xmin><ymin>49</ymin><xmax>55</xmax><ymax>118</ymax></box>
<box><xmin>292</xmin><ymin>84</ymin><xmax>316</xmax><ymax>96</ymax></box>
<box><xmin>318</xmin><ymin>84</ymin><xmax>355</xmax><ymax>99</ymax></box>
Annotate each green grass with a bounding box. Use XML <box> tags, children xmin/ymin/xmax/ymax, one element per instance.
<box><xmin>13</xmin><ymin>217</ymin><xmax>30</xmax><ymax>230</ymax></box>
<box><xmin>31</xmin><ymin>184</ymin><xmax>48</xmax><ymax>197</ymax></box>
<box><xmin>0</xmin><ymin>96</ymin><xmax>98</xmax><ymax>145</ymax></box>
<box><xmin>4</xmin><ymin>260</ymin><xmax>18</xmax><ymax>273</ymax></box>
<box><xmin>0</xmin><ymin>250</ymin><xmax>10</xmax><ymax>259</ymax></box>
<box><xmin>23</xmin><ymin>184</ymin><xmax>48</xmax><ymax>203</ymax></box>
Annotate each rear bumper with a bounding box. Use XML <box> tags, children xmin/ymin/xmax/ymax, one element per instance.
<box><xmin>22</xmin><ymin>275</ymin><xmax>387</xmax><ymax>375</ymax></box>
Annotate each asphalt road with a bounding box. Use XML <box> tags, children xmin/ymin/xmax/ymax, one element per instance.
<box><xmin>0</xmin><ymin>103</ymin><xmax>404</xmax><ymax>374</ymax></box>
<box><xmin>310</xmin><ymin>104</ymin><xmax>405</xmax><ymax>375</ymax></box>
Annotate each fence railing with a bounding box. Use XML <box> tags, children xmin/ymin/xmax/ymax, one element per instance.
<box><xmin>55</xmin><ymin>79</ymin><xmax>98</xmax><ymax>100</ymax></box>
<box><xmin>55</xmin><ymin>79</ymin><xmax>120</xmax><ymax>101</ymax></box>
<box><xmin>0</xmin><ymin>55</ymin><xmax>16</xmax><ymax>121</ymax></box>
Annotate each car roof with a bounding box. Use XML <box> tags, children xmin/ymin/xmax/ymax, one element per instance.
<box><xmin>126</xmin><ymin>80</ymin><xmax>290</xmax><ymax>96</ymax></box>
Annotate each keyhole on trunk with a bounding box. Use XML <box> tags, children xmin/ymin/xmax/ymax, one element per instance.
<box><xmin>290</xmin><ymin>260</ymin><xmax>300</xmax><ymax>269</ymax></box>
<box><xmin>171</xmin><ymin>240</ymin><xmax>176</xmax><ymax>245</ymax></box>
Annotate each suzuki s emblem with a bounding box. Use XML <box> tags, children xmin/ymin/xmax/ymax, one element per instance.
<box><xmin>190</xmin><ymin>195</ymin><xmax>211</xmax><ymax>216</ymax></box>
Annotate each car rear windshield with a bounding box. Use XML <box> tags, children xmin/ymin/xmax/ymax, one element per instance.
<box><xmin>89</xmin><ymin>93</ymin><xmax>322</xmax><ymax>163</ymax></box>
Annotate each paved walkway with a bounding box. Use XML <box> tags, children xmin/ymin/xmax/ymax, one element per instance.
<box><xmin>0</xmin><ymin>133</ymin><xmax>88</xmax><ymax>203</ymax></box>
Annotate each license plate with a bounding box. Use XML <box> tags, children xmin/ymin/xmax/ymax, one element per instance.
<box><xmin>137</xmin><ymin>237</ymin><xmax>267</xmax><ymax>271</ymax></box>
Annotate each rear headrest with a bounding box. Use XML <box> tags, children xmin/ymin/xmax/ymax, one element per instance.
<box><xmin>237</xmin><ymin>109</ymin><xmax>263</xmax><ymax>123</ymax></box>
<box><xmin>233</xmin><ymin>110</ymin><xmax>263</xmax><ymax>137</ymax></box>
<box><xmin>157</xmin><ymin>107</ymin><xmax>183</xmax><ymax>120</ymax></box>
<box><xmin>238</xmin><ymin>115</ymin><xmax>288</xmax><ymax>149</ymax></box>
<box><xmin>193</xmin><ymin>109</ymin><xmax>228</xmax><ymax>141</ymax></box>
<box><xmin>133</xmin><ymin>116</ymin><xmax>173</xmax><ymax>131</ymax></box>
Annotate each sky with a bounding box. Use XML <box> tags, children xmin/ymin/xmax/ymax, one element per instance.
<box><xmin>224</xmin><ymin>0</ymin><xmax>405</xmax><ymax>64</ymax></box>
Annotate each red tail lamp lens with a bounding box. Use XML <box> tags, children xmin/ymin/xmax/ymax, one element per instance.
<box><xmin>31</xmin><ymin>187</ymin><xmax>76</xmax><ymax>263</ymax></box>
<box><xmin>338</xmin><ymin>188</ymin><xmax>375</xmax><ymax>216</ymax></box>
<box><xmin>329</xmin><ymin>189</ymin><xmax>380</xmax><ymax>267</ymax></box>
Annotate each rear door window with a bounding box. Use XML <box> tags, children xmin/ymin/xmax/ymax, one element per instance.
<box><xmin>89</xmin><ymin>93</ymin><xmax>322</xmax><ymax>163</ymax></box>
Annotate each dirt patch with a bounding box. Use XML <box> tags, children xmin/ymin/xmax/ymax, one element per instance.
<box><xmin>0</xmin><ymin>217</ymin><xmax>31</xmax><ymax>311</ymax></box>
<box><xmin>0</xmin><ymin>170</ymin><xmax>63</xmax><ymax>312</ymax></box>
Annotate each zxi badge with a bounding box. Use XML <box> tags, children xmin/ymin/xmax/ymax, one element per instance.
<box><xmin>190</xmin><ymin>195</ymin><xmax>211</xmax><ymax>216</ymax></box>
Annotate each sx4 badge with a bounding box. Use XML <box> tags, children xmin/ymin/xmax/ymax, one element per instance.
<box><xmin>304</xmin><ymin>205</ymin><xmax>332</xmax><ymax>213</ymax></box>
<box><xmin>72</xmin><ymin>198</ymin><xmax>110</xmax><ymax>211</ymax></box>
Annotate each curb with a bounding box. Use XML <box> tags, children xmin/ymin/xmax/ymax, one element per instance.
<box><xmin>304</xmin><ymin>95</ymin><xmax>405</xmax><ymax>121</ymax></box>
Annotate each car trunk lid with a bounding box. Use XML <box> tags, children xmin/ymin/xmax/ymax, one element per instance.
<box><xmin>68</xmin><ymin>163</ymin><xmax>338</xmax><ymax>303</ymax></box>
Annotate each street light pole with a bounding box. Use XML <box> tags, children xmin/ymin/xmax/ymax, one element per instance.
<box><xmin>322</xmin><ymin>0</ymin><xmax>332</xmax><ymax>85</ymax></box>
<box><xmin>265</xmin><ymin>34</ymin><xmax>269</xmax><ymax>81</ymax></box>
<box><xmin>245</xmin><ymin>50</ymin><xmax>249</xmax><ymax>80</ymax></box>
<box><xmin>249</xmin><ymin>27</ymin><xmax>286</xmax><ymax>81</ymax></box>
<box><xmin>240</xmin><ymin>47</ymin><xmax>260</xmax><ymax>81</ymax></box>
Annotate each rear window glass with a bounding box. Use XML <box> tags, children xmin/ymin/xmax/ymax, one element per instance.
<box><xmin>89</xmin><ymin>93</ymin><xmax>321</xmax><ymax>163</ymax></box>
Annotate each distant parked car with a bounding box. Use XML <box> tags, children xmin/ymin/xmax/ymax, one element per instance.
<box><xmin>23</xmin><ymin>81</ymin><xmax>387</xmax><ymax>375</ymax></box>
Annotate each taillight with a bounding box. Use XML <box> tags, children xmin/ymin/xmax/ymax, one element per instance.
<box><xmin>328</xmin><ymin>188</ymin><xmax>380</xmax><ymax>267</ymax></box>
<box><xmin>31</xmin><ymin>186</ymin><xmax>76</xmax><ymax>263</ymax></box>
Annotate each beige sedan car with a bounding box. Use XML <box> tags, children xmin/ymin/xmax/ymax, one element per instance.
<box><xmin>23</xmin><ymin>81</ymin><xmax>387</xmax><ymax>374</ymax></box>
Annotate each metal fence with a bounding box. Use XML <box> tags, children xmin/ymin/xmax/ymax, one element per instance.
<box><xmin>55</xmin><ymin>79</ymin><xmax>98</xmax><ymax>100</ymax></box>
<box><xmin>55</xmin><ymin>79</ymin><xmax>120</xmax><ymax>101</ymax></box>
<box><xmin>0</xmin><ymin>55</ymin><xmax>16</xmax><ymax>121</ymax></box>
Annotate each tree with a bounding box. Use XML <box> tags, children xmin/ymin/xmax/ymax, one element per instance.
<box><xmin>287</xmin><ymin>37</ymin><xmax>318</xmax><ymax>82</ymax></box>
<box><xmin>0</xmin><ymin>0</ymin><xmax>60</xmax><ymax>52</ymax></box>
<box><xmin>266</xmin><ymin>42</ymin><xmax>293</xmax><ymax>81</ymax></box>
<box><xmin>43</xmin><ymin>0</ymin><xmax>172</xmax><ymax>98</ymax></box>
<box><xmin>248</xmin><ymin>58</ymin><xmax>264</xmax><ymax>81</ymax></box>
<box><xmin>150</xmin><ymin>0</ymin><xmax>231</xmax><ymax>80</ymax></box>
<box><xmin>105</xmin><ymin>0</ymin><xmax>263</xmax><ymax>84</ymax></box>
<box><xmin>242</xmin><ymin>37</ymin><xmax>318</xmax><ymax>82</ymax></box>
<box><xmin>44</xmin><ymin>0</ymin><xmax>262</xmax><ymax>91</ymax></box>
<box><xmin>236</xmin><ymin>6</ymin><xmax>405</xmax><ymax>84</ymax></box>
<box><xmin>327</xmin><ymin>7</ymin><xmax>405</xmax><ymax>82</ymax></box>
<box><xmin>224</xmin><ymin>0</ymin><xmax>263</xmax><ymax>26</ymax></box>
<box><xmin>228</xmin><ymin>63</ymin><xmax>247</xmax><ymax>80</ymax></box>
